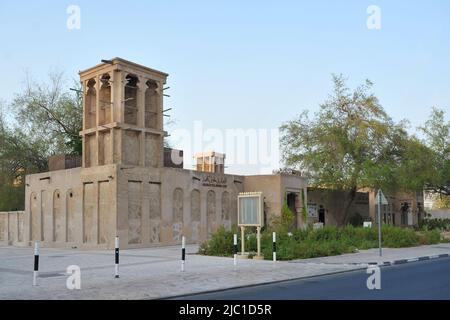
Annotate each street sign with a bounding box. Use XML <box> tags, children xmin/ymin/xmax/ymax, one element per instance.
<box><xmin>376</xmin><ymin>189</ymin><xmax>388</xmax><ymax>257</ymax></box>
<box><xmin>376</xmin><ymin>189</ymin><xmax>388</xmax><ymax>205</ymax></box>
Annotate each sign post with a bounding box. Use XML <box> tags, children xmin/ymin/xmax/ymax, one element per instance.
<box><xmin>376</xmin><ymin>189</ymin><xmax>388</xmax><ymax>257</ymax></box>
<box><xmin>237</xmin><ymin>192</ymin><xmax>264</xmax><ymax>259</ymax></box>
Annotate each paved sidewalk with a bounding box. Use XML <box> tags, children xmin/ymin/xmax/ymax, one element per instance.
<box><xmin>1</xmin><ymin>243</ymin><xmax>449</xmax><ymax>299</ymax></box>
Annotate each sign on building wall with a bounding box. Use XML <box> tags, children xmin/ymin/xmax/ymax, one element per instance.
<box><xmin>238</xmin><ymin>192</ymin><xmax>264</xmax><ymax>227</ymax></box>
<box><xmin>202</xmin><ymin>175</ymin><xmax>227</xmax><ymax>188</ymax></box>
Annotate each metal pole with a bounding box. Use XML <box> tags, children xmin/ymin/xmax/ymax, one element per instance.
<box><xmin>114</xmin><ymin>236</ymin><xmax>120</xmax><ymax>278</ymax></box>
<box><xmin>256</xmin><ymin>227</ymin><xmax>261</xmax><ymax>257</ymax></box>
<box><xmin>240</xmin><ymin>226</ymin><xmax>245</xmax><ymax>255</ymax></box>
<box><xmin>272</xmin><ymin>232</ymin><xmax>277</xmax><ymax>262</ymax></box>
<box><xmin>378</xmin><ymin>190</ymin><xmax>382</xmax><ymax>257</ymax></box>
<box><xmin>33</xmin><ymin>241</ymin><xmax>39</xmax><ymax>286</ymax></box>
<box><xmin>233</xmin><ymin>234</ymin><xmax>237</xmax><ymax>267</ymax></box>
<box><xmin>181</xmin><ymin>236</ymin><xmax>186</xmax><ymax>272</ymax></box>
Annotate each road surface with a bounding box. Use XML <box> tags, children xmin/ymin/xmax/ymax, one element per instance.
<box><xmin>175</xmin><ymin>257</ymin><xmax>450</xmax><ymax>299</ymax></box>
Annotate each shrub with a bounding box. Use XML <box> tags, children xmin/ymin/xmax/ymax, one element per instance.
<box><xmin>199</xmin><ymin>224</ymin><xmax>443</xmax><ymax>260</ymax></box>
<box><xmin>381</xmin><ymin>225</ymin><xmax>418</xmax><ymax>247</ymax></box>
<box><xmin>420</xmin><ymin>218</ymin><xmax>450</xmax><ymax>231</ymax></box>
<box><xmin>198</xmin><ymin>225</ymin><xmax>237</xmax><ymax>256</ymax></box>
<box><xmin>349</xmin><ymin>213</ymin><xmax>364</xmax><ymax>227</ymax></box>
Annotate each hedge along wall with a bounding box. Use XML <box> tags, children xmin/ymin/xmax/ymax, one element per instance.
<box><xmin>0</xmin><ymin>211</ymin><xmax>25</xmax><ymax>245</ymax></box>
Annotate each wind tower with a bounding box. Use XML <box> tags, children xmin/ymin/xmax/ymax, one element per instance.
<box><xmin>79</xmin><ymin>58</ymin><xmax>168</xmax><ymax>169</ymax></box>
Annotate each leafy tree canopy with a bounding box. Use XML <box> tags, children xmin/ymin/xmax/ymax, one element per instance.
<box><xmin>419</xmin><ymin>108</ymin><xmax>450</xmax><ymax>196</ymax></box>
<box><xmin>280</xmin><ymin>74</ymin><xmax>431</xmax><ymax>224</ymax></box>
<box><xmin>0</xmin><ymin>71</ymin><xmax>81</xmax><ymax>210</ymax></box>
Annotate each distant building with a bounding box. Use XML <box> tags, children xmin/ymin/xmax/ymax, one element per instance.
<box><xmin>306</xmin><ymin>188</ymin><xmax>425</xmax><ymax>228</ymax></box>
<box><xmin>424</xmin><ymin>191</ymin><xmax>450</xmax><ymax>219</ymax></box>
<box><xmin>307</xmin><ymin>188</ymin><xmax>371</xmax><ymax>226</ymax></box>
<box><xmin>194</xmin><ymin>151</ymin><xmax>225</xmax><ymax>174</ymax></box>
<box><xmin>367</xmin><ymin>189</ymin><xmax>425</xmax><ymax>227</ymax></box>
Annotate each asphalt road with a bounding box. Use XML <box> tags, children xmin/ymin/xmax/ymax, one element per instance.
<box><xmin>176</xmin><ymin>257</ymin><xmax>450</xmax><ymax>300</ymax></box>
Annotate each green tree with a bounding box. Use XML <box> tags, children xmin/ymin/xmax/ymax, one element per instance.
<box><xmin>280</xmin><ymin>74</ymin><xmax>409</xmax><ymax>225</ymax></box>
<box><xmin>393</xmin><ymin>136</ymin><xmax>435</xmax><ymax>193</ymax></box>
<box><xmin>12</xmin><ymin>71</ymin><xmax>82</xmax><ymax>155</ymax></box>
<box><xmin>419</xmin><ymin>108</ymin><xmax>450</xmax><ymax>196</ymax></box>
<box><xmin>0</xmin><ymin>71</ymin><xmax>82</xmax><ymax>211</ymax></box>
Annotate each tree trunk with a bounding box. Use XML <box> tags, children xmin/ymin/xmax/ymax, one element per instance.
<box><xmin>339</xmin><ymin>186</ymin><xmax>358</xmax><ymax>226</ymax></box>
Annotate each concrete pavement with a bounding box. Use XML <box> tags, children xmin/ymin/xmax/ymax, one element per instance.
<box><xmin>1</xmin><ymin>243</ymin><xmax>450</xmax><ymax>299</ymax></box>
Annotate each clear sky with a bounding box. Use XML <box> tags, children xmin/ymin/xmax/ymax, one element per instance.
<box><xmin>0</xmin><ymin>1</ymin><xmax>449</xmax><ymax>174</ymax></box>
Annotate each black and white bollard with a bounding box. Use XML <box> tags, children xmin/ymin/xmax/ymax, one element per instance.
<box><xmin>272</xmin><ymin>232</ymin><xmax>277</xmax><ymax>262</ymax></box>
<box><xmin>233</xmin><ymin>234</ymin><xmax>238</xmax><ymax>267</ymax></box>
<box><xmin>114</xmin><ymin>236</ymin><xmax>119</xmax><ymax>278</ymax></box>
<box><xmin>181</xmin><ymin>236</ymin><xmax>186</xmax><ymax>272</ymax></box>
<box><xmin>33</xmin><ymin>241</ymin><xmax>39</xmax><ymax>286</ymax></box>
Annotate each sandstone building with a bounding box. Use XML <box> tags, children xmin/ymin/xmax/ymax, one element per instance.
<box><xmin>1</xmin><ymin>58</ymin><xmax>308</xmax><ymax>249</ymax></box>
<box><xmin>1</xmin><ymin>58</ymin><xmax>423</xmax><ymax>249</ymax></box>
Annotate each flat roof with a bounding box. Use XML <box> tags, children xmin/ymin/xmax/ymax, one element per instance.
<box><xmin>79</xmin><ymin>57</ymin><xmax>169</xmax><ymax>77</ymax></box>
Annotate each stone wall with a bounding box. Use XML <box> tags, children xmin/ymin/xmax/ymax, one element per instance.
<box><xmin>24</xmin><ymin>166</ymin><xmax>118</xmax><ymax>249</ymax></box>
<box><xmin>428</xmin><ymin>209</ymin><xmax>450</xmax><ymax>219</ymax></box>
<box><xmin>158</xmin><ymin>167</ymin><xmax>243</xmax><ymax>246</ymax></box>
<box><xmin>22</xmin><ymin>163</ymin><xmax>245</xmax><ymax>249</ymax></box>
<box><xmin>0</xmin><ymin>211</ymin><xmax>25</xmax><ymax>246</ymax></box>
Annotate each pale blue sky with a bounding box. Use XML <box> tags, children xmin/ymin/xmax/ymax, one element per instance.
<box><xmin>0</xmin><ymin>1</ymin><xmax>449</xmax><ymax>173</ymax></box>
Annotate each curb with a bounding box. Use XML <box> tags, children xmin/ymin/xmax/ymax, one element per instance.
<box><xmin>365</xmin><ymin>253</ymin><xmax>450</xmax><ymax>266</ymax></box>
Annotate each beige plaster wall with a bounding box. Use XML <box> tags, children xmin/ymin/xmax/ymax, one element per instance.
<box><xmin>0</xmin><ymin>211</ymin><xmax>25</xmax><ymax>246</ymax></box>
<box><xmin>243</xmin><ymin>174</ymin><xmax>308</xmax><ymax>228</ymax></box>
<box><xmin>24</xmin><ymin>165</ymin><xmax>118</xmax><ymax>249</ymax></box>
<box><xmin>244</xmin><ymin>175</ymin><xmax>281</xmax><ymax>226</ymax></box>
<box><xmin>161</xmin><ymin>168</ymin><xmax>243</xmax><ymax>244</ymax></box>
<box><xmin>23</xmin><ymin>164</ymin><xmax>245</xmax><ymax>250</ymax></box>
<box><xmin>116</xmin><ymin>167</ymin><xmax>244</xmax><ymax>248</ymax></box>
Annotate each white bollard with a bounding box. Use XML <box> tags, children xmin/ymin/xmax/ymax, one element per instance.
<box><xmin>114</xmin><ymin>236</ymin><xmax>120</xmax><ymax>278</ymax></box>
<box><xmin>272</xmin><ymin>232</ymin><xmax>277</xmax><ymax>262</ymax></box>
<box><xmin>181</xmin><ymin>236</ymin><xmax>186</xmax><ymax>272</ymax></box>
<box><xmin>233</xmin><ymin>234</ymin><xmax>238</xmax><ymax>267</ymax></box>
<box><xmin>33</xmin><ymin>241</ymin><xmax>40</xmax><ymax>286</ymax></box>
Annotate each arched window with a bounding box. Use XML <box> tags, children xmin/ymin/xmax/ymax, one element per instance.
<box><xmin>99</xmin><ymin>74</ymin><xmax>111</xmax><ymax>125</ymax></box>
<box><xmin>53</xmin><ymin>189</ymin><xmax>63</xmax><ymax>242</ymax></box>
<box><xmin>173</xmin><ymin>188</ymin><xmax>184</xmax><ymax>223</ymax></box>
<box><xmin>124</xmin><ymin>74</ymin><xmax>138</xmax><ymax>125</ymax></box>
<box><xmin>191</xmin><ymin>189</ymin><xmax>200</xmax><ymax>222</ymax></box>
<box><xmin>85</xmin><ymin>79</ymin><xmax>96</xmax><ymax>129</ymax></box>
<box><xmin>207</xmin><ymin>190</ymin><xmax>216</xmax><ymax>236</ymax></box>
<box><xmin>221</xmin><ymin>191</ymin><xmax>230</xmax><ymax>221</ymax></box>
<box><xmin>30</xmin><ymin>192</ymin><xmax>39</xmax><ymax>241</ymax></box>
<box><xmin>145</xmin><ymin>80</ymin><xmax>159</xmax><ymax>128</ymax></box>
<box><xmin>66</xmin><ymin>189</ymin><xmax>74</xmax><ymax>242</ymax></box>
